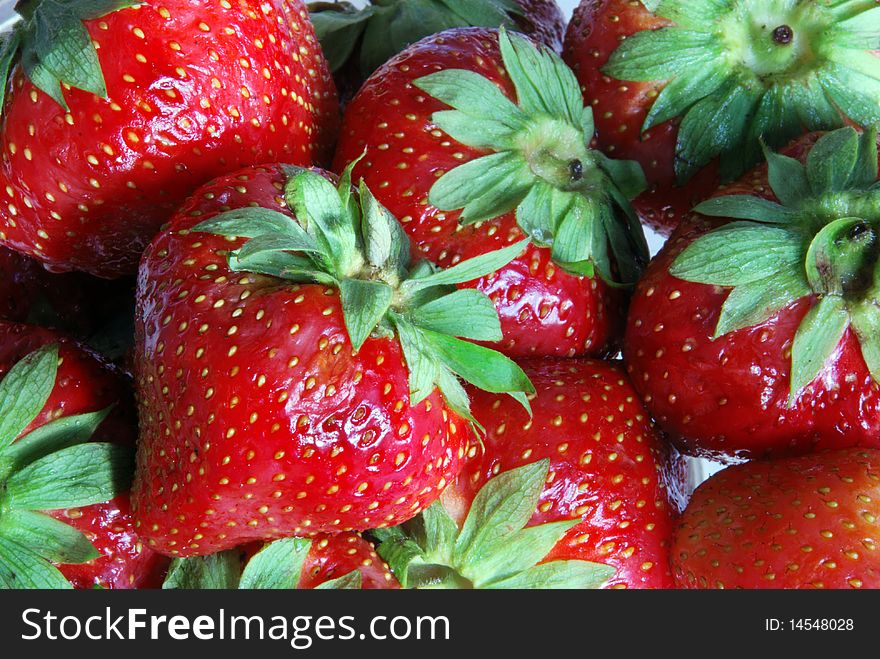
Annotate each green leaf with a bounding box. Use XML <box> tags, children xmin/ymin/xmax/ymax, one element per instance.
<box><xmin>483</xmin><ymin>560</ymin><xmax>614</xmax><ymax>589</ymax></box>
<box><xmin>0</xmin><ymin>510</ymin><xmax>99</xmax><ymax>565</ymax></box>
<box><xmin>675</xmin><ymin>78</ymin><xmax>761</xmax><ymax>184</ymax></box>
<box><xmin>391</xmin><ymin>316</ymin><xmax>440</xmax><ymax>406</ymax></box>
<box><xmin>764</xmin><ymin>146</ymin><xmax>812</xmax><ymax>208</ymax></box>
<box><xmin>850</xmin><ymin>125</ymin><xmax>879</xmax><ymax>189</ymax></box>
<box><xmin>789</xmin><ymin>295</ymin><xmax>850</xmax><ymax>404</ymax></box>
<box><xmin>5</xmin><ymin>443</ymin><xmax>133</xmax><ymax>511</ymax></box>
<box><xmin>404</xmin><ymin>239</ymin><xmax>529</xmax><ymax>291</ymax></box>
<box><xmin>817</xmin><ymin>61</ymin><xmax>880</xmax><ymax>127</ymax></box>
<box><xmin>338</xmin><ymin>278</ymin><xmax>394</xmax><ymax>353</ymax></box>
<box><xmin>806</xmin><ymin>127</ymin><xmax>861</xmax><ymax>195</ymax></box>
<box><xmin>315</xmin><ymin>570</ymin><xmax>363</xmax><ymax>589</ymax></box>
<box><xmin>425</xmin><ymin>331</ymin><xmax>535</xmax><ymax>399</ymax></box>
<box><xmin>420</xmin><ymin>503</ymin><xmax>459</xmax><ymax>565</ymax></box>
<box><xmin>594</xmin><ymin>153</ymin><xmax>648</xmax><ymax>201</ymax></box>
<box><xmin>376</xmin><ymin>532</ymin><xmax>427</xmax><ymax>590</ymax></box>
<box><xmin>466</xmin><ymin>520</ymin><xmax>578</xmax><ymax>588</ymax></box>
<box><xmin>234</xmin><ymin>232</ymin><xmax>324</xmax><ymax>262</ymax></box>
<box><xmin>714</xmin><ymin>269</ymin><xmax>811</xmax><ymax>338</ymax></box>
<box><xmin>434</xmin><ymin>367</ymin><xmax>478</xmax><ymax>428</ymax></box>
<box><xmin>851</xmin><ymin>300</ymin><xmax>880</xmax><ymax>384</ymax></box>
<box><xmin>0</xmin><ymin>408</ymin><xmax>112</xmax><ymax>476</ymax></box>
<box><xmin>670</xmin><ymin>223</ymin><xmax>804</xmax><ymax>286</ymax></box>
<box><xmin>517</xmin><ymin>181</ymin><xmax>575</xmax><ymax>246</ymax></box>
<box><xmin>285</xmin><ymin>170</ymin><xmax>360</xmax><ymax>276</ymax></box>
<box><xmin>550</xmin><ymin>195</ymin><xmax>597</xmax><ymax>266</ymax></box>
<box><xmin>0</xmin><ymin>32</ymin><xmax>21</xmax><ymax>111</ymax></box>
<box><xmin>163</xmin><ymin>551</ymin><xmax>241</xmax><ymax>590</ymax></box>
<box><xmin>693</xmin><ymin>195</ymin><xmax>798</xmax><ymax>224</ymax></box>
<box><xmin>240</xmin><ymin>538</ymin><xmax>312</xmax><ymax>590</ymax></box>
<box><xmin>835</xmin><ymin>6</ymin><xmax>880</xmax><ymax>49</ymax></box>
<box><xmin>0</xmin><ymin>535</ymin><xmax>72</xmax><ymax>589</ymax></box>
<box><xmin>227</xmin><ymin>249</ymin><xmax>331</xmax><ymax>284</ymax></box>
<box><xmin>651</xmin><ymin>0</ymin><xmax>733</xmax><ymax>28</ymax></box>
<box><xmin>453</xmin><ymin>460</ymin><xmax>549</xmax><ymax>569</ymax></box>
<box><xmin>309</xmin><ymin>3</ymin><xmax>374</xmax><ymax>72</ymax></box>
<box><xmin>411</xmin><ymin>289</ymin><xmax>502</xmax><ymax>342</ymax></box>
<box><xmin>359</xmin><ymin>181</ymin><xmax>410</xmax><ymax>274</ymax></box>
<box><xmin>0</xmin><ymin>344</ymin><xmax>58</xmax><ymax>450</ymax></box>
<box><xmin>603</xmin><ymin>28</ymin><xmax>721</xmax><ymax>82</ymax></box>
<box><xmin>428</xmin><ymin>151</ymin><xmax>533</xmax><ymax>225</ymax></box>
<box><xmin>804</xmin><ymin>217</ymin><xmax>876</xmax><ymax>295</ymax></box>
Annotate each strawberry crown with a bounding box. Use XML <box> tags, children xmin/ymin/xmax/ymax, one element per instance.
<box><xmin>193</xmin><ymin>165</ymin><xmax>535</xmax><ymax>429</ymax></box>
<box><xmin>163</xmin><ymin>536</ymin><xmax>363</xmax><ymax>590</ymax></box>
<box><xmin>0</xmin><ymin>1</ymin><xmax>139</xmax><ymax>112</ymax></box>
<box><xmin>604</xmin><ymin>0</ymin><xmax>880</xmax><ymax>185</ymax></box>
<box><xmin>671</xmin><ymin>126</ymin><xmax>880</xmax><ymax>404</ymax></box>
<box><xmin>309</xmin><ymin>0</ymin><xmax>524</xmax><ymax>81</ymax></box>
<box><xmin>372</xmin><ymin>460</ymin><xmax>614</xmax><ymax>589</ymax></box>
<box><xmin>414</xmin><ymin>29</ymin><xmax>649</xmax><ymax>286</ymax></box>
<box><xmin>0</xmin><ymin>344</ymin><xmax>133</xmax><ymax>589</ymax></box>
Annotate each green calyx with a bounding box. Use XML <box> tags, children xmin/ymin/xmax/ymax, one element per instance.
<box><xmin>372</xmin><ymin>460</ymin><xmax>614</xmax><ymax>589</ymax></box>
<box><xmin>308</xmin><ymin>0</ymin><xmax>523</xmax><ymax>80</ymax></box>
<box><xmin>606</xmin><ymin>0</ymin><xmax>880</xmax><ymax>184</ymax></box>
<box><xmin>414</xmin><ymin>28</ymin><xmax>649</xmax><ymax>286</ymax></box>
<box><xmin>671</xmin><ymin>126</ymin><xmax>880</xmax><ymax>404</ymax></box>
<box><xmin>0</xmin><ymin>344</ymin><xmax>134</xmax><ymax>589</ymax></box>
<box><xmin>0</xmin><ymin>1</ymin><xmax>140</xmax><ymax>112</ymax></box>
<box><xmin>193</xmin><ymin>165</ymin><xmax>535</xmax><ymax>428</ymax></box>
<box><xmin>163</xmin><ymin>537</ymin><xmax>363</xmax><ymax>590</ymax></box>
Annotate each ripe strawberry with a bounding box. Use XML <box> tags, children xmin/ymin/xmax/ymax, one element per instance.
<box><xmin>0</xmin><ymin>0</ymin><xmax>338</xmax><ymax>278</ymax></box>
<box><xmin>625</xmin><ymin>127</ymin><xmax>880</xmax><ymax>461</ymax></box>
<box><xmin>563</xmin><ymin>0</ymin><xmax>880</xmax><ymax>235</ymax></box>
<box><xmin>673</xmin><ymin>448</ymin><xmax>880</xmax><ymax>589</ymax></box>
<box><xmin>163</xmin><ymin>533</ymin><xmax>399</xmax><ymax>589</ymax></box>
<box><xmin>132</xmin><ymin>163</ymin><xmax>534</xmax><ymax>557</ymax></box>
<box><xmin>309</xmin><ymin>0</ymin><xmax>566</xmax><ymax>102</ymax></box>
<box><xmin>334</xmin><ymin>28</ymin><xmax>649</xmax><ymax>359</ymax></box>
<box><xmin>0</xmin><ymin>321</ymin><xmax>167</xmax><ymax>588</ymax></box>
<box><xmin>375</xmin><ymin>359</ymin><xmax>688</xmax><ymax>589</ymax></box>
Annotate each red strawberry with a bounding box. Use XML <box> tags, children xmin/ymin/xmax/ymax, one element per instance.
<box><xmin>163</xmin><ymin>533</ymin><xmax>399</xmax><ymax>589</ymax></box>
<box><xmin>309</xmin><ymin>0</ymin><xmax>566</xmax><ymax>103</ymax></box>
<box><xmin>334</xmin><ymin>27</ymin><xmax>649</xmax><ymax>359</ymax></box>
<box><xmin>132</xmin><ymin>163</ymin><xmax>534</xmax><ymax>557</ymax></box>
<box><xmin>0</xmin><ymin>321</ymin><xmax>168</xmax><ymax>588</ymax></box>
<box><xmin>563</xmin><ymin>0</ymin><xmax>880</xmax><ymax>235</ymax></box>
<box><xmin>0</xmin><ymin>0</ymin><xmax>338</xmax><ymax>278</ymax></box>
<box><xmin>376</xmin><ymin>359</ymin><xmax>688</xmax><ymax>589</ymax></box>
<box><xmin>673</xmin><ymin>448</ymin><xmax>880</xmax><ymax>589</ymax></box>
<box><xmin>625</xmin><ymin>127</ymin><xmax>880</xmax><ymax>461</ymax></box>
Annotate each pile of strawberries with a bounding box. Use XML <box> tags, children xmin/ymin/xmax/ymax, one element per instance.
<box><xmin>0</xmin><ymin>0</ymin><xmax>878</xmax><ymax>590</ymax></box>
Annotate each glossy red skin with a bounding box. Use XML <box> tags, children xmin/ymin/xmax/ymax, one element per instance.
<box><xmin>624</xmin><ymin>133</ymin><xmax>880</xmax><ymax>462</ymax></box>
<box><xmin>442</xmin><ymin>359</ymin><xmax>688</xmax><ymax>589</ymax></box>
<box><xmin>563</xmin><ymin>0</ymin><xmax>732</xmax><ymax>235</ymax></box>
<box><xmin>298</xmin><ymin>533</ymin><xmax>399</xmax><ymax>589</ymax></box>
<box><xmin>673</xmin><ymin>448</ymin><xmax>880</xmax><ymax>589</ymax></box>
<box><xmin>133</xmin><ymin>165</ymin><xmax>467</xmax><ymax>557</ymax></box>
<box><xmin>0</xmin><ymin>0</ymin><xmax>338</xmax><ymax>278</ymax></box>
<box><xmin>0</xmin><ymin>322</ymin><xmax>168</xmax><ymax>589</ymax></box>
<box><xmin>334</xmin><ymin>27</ymin><xmax>622</xmax><ymax>359</ymax></box>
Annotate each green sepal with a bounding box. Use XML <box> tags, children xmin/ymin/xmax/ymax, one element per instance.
<box><xmin>806</xmin><ymin>126</ymin><xmax>862</xmax><ymax>195</ymax></box>
<box><xmin>4</xmin><ymin>442</ymin><xmax>133</xmax><ymax>511</ymax></box>
<box><xmin>0</xmin><ymin>343</ymin><xmax>58</xmax><ymax>450</ymax></box>
<box><xmin>239</xmin><ymin>537</ymin><xmax>312</xmax><ymax>590</ymax></box>
<box><xmin>850</xmin><ymin>299</ymin><xmax>880</xmax><ymax>383</ymax></box>
<box><xmin>789</xmin><ymin>295</ymin><xmax>850</xmax><ymax>405</ymax></box>
<box><xmin>339</xmin><ymin>278</ymin><xmax>394</xmax><ymax>353</ymax></box>
<box><xmin>8</xmin><ymin>0</ymin><xmax>140</xmax><ymax>111</ymax></box>
<box><xmin>714</xmin><ymin>268</ymin><xmax>811</xmax><ymax>338</ymax></box>
<box><xmin>414</xmin><ymin>28</ymin><xmax>648</xmax><ymax>287</ymax></box>
<box><xmin>309</xmin><ymin>0</ymin><xmax>522</xmax><ymax>80</ymax></box>
<box><xmin>163</xmin><ymin>550</ymin><xmax>242</xmax><ymax>590</ymax></box>
<box><xmin>411</xmin><ymin>289</ymin><xmax>502</xmax><ymax>342</ymax></box>
<box><xmin>402</xmin><ymin>239</ymin><xmax>529</xmax><ymax>293</ymax></box>
<box><xmin>0</xmin><ymin>535</ymin><xmax>72</xmax><ymax>589</ymax></box>
<box><xmin>376</xmin><ymin>461</ymin><xmax>614</xmax><ymax>589</ymax></box>
<box><xmin>314</xmin><ymin>570</ymin><xmax>363</xmax><ymax>589</ymax></box>
<box><xmin>0</xmin><ymin>509</ymin><xmax>100</xmax><ymax>565</ymax></box>
<box><xmin>601</xmin><ymin>0</ymin><xmax>880</xmax><ymax>184</ymax></box>
<box><xmin>0</xmin><ymin>32</ymin><xmax>21</xmax><ymax>111</ymax></box>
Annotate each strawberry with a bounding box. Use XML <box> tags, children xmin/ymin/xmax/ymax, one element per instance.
<box><xmin>374</xmin><ymin>359</ymin><xmax>688</xmax><ymax>589</ymax></box>
<box><xmin>0</xmin><ymin>0</ymin><xmax>338</xmax><ymax>278</ymax></box>
<box><xmin>673</xmin><ymin>448</ymin><xmax>880</xmax><ymax>589</ymax></box>
<box><xmin>132</xmin><ymin>163</ymin><xmax>534</xmax><ymax>557</ymax></box>
<box><xmin>625</xmin><ymin>127</ymin><xmax>880</xmax><ymax>461</ymax></box>
<box><xmin>563</xmin><ymin>0</ymin><xmax>880</xmax><ymax>235</ymax></box>
<box><xmin>309</xmin><ymin>0</ymin><xmax>566</xmax><ymax>103</ymax></box>
<box><xmin>0</xmin><ymin>321</ymin><xmax>167</xmax><ymax>588</ymax></box>
<box><xmin>334</xmin><ymin>28</ymin><xmax>649</xmax><ymax>359</ymax></box>
<box><xmin>163</xmin><ymin>533</ymin><xmax>399</xmax><ymax>589</ymax></box>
